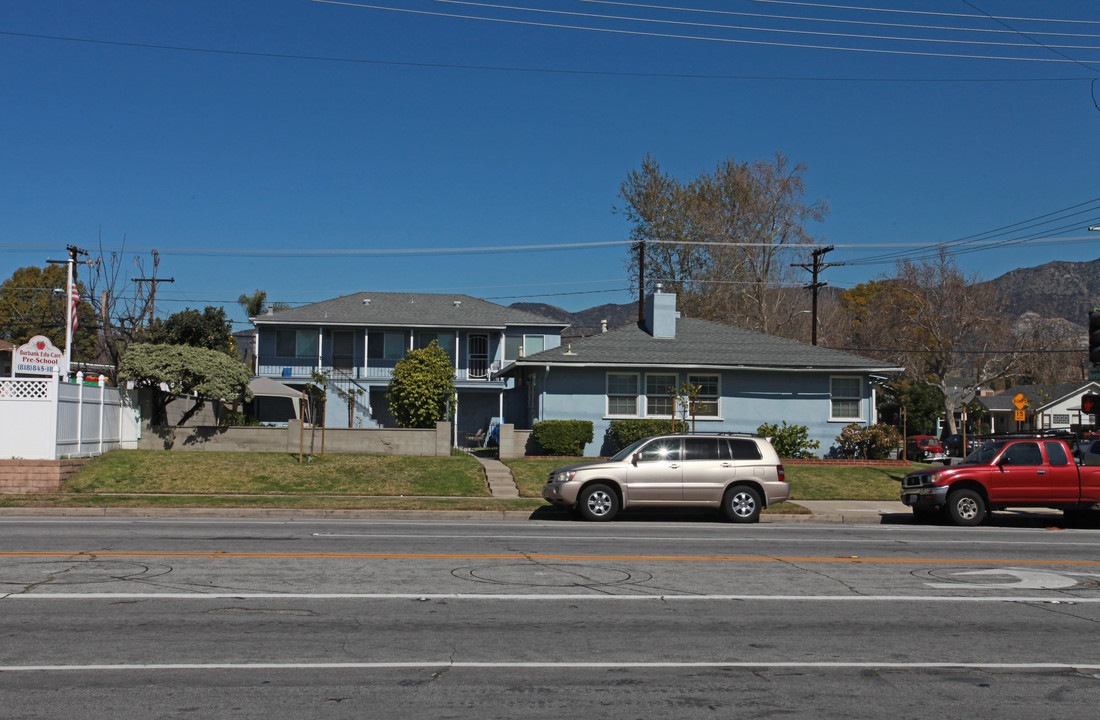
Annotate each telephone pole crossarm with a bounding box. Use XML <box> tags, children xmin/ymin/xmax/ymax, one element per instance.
<box><xmin>791</xmin><ymin>245</ymin><xmax>841</xmax><ymax>346</ymax></box>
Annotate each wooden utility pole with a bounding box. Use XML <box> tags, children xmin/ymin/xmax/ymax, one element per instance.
<box><xmin>635</xmin><ymin>240</ymin><xmax>646</xmax><ymax>324</ymax></box>
<box><xmin>131</xmin><ymin>276</ymin><xmax>175</xmax><ymax>326</ymax></box>
<box><xmin>791</xmin><ymin>246</ymin><xmax>840</xmax><ymax>346</ymax></box>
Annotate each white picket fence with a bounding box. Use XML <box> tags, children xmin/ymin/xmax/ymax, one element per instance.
<box><xmin>0</xmin><ymin>374</ymin><xmax>140</xmax><ymax>459</ymax></box>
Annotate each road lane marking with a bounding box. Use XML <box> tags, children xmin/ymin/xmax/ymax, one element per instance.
<box><xmin>1</xmin><ymin>661</ymin><xmax>1099</xmax><ymax>672</ymax></box>
<box><xmin>2</xmin><ymin>551</ymin><xmax>1100</xmax><ymax>564</ymax></box>
<box><xmin>4</xmin><ymin>593</ymin><xmax>1100</xmax><ymax>602</ymax></box>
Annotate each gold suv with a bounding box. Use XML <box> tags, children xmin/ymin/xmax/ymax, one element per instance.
<box><xmin>542</xmin><ymin>433</ymin><xmax>789</xmax><ymax>522</ymax></box>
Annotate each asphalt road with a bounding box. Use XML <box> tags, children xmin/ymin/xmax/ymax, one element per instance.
<box><xmin>2</xmin><ymin>515</ymin><xmax>1100</xmax><ymax>719</ymax></box>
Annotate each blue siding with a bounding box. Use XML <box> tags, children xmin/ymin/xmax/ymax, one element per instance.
<box><xmin>529</xmin><ymin>366</ymin><xmax>875</xmax><ymax>457</ymax></box>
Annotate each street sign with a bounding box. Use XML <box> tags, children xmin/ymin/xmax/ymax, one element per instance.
<box><xmin>1015</xmin><ymin>410</ymin><xmax>1026</xmax><ymax>422</ymax></box>
<box><xmin>1012</xmin><ymin>393</ymin><xmax>1028</xmax><ymax>410</ymax></box>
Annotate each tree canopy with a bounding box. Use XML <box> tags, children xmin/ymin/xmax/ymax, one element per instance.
<box><xmin>386</xmin><ymin>341</ymin><xmax>456</xmax><ymax>429</ymax></box>
<box><xmin>237</xmin><ymin>290</ymin><xmax>289</xmax><ymax>318</ymax></box>
<box><xmin>119</xmin><ymin>343</ymin><xmax>253</xmax><ymax>426</ymax></box>
<box><xmin>837</xmin><ymin>250</ymin><xmax>1014</xmax><ymax>435</ymax></box>
<box><xmin>148</xmin><ymin>306</ymin><xmax>237</xmax><ymax>356</ymax></box>
<box><xmin>616</xmin><ymin>152</ymin><xmax>827</xmax><ymax>337</ymax></box>
<box><xmin>0</xmin><ymin>265</ymin><xmax>96</xmax><ymax>358</ymax></box>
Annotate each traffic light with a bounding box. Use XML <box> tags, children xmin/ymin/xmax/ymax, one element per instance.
<box><xmin>1082</xmin><ymin>394</ymin><xmax>1100</xmax><ymax>415</ymax></box>
<box><xmin>1090</xmin><ymin>310</ymin><xmax>1100</xmax><ymax>364</ymax></box>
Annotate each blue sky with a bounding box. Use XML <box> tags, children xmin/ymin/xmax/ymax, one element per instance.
<box><xmin>3</xmin><ymin>0</ymin><xmax>1099</xmax><ymax>330</ymax></box>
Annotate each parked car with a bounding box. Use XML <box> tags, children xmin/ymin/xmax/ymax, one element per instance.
<box><xmin>906</xmin><ymin>435</ymin><xmax>947</xmax><ymax>463</ymax></box>
<box><xmin>542</xmin><ymin>433</ymin><xmax>789</xmax><ymax>522</ymax></box>
<box><xmin>900</xmin><ymin>437</ymin><xmax>1100</xmax><ymax>525</ymax></box>
<box><xmin>941</xmin><ymin>434</ymin><xmax>979</xmax><ymax>457</ymax></box>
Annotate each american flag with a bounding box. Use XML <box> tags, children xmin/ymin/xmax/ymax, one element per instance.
<box><xmin>70</xmin><ymin>284</ymin><xmax>80</xmax><ymax>334</ymax></box>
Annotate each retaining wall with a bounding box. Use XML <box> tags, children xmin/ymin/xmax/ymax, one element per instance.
<box><xmin>137</xmin><ymin>420</ymin><xmax>452</xmax><ymax>456</ymax></box>
<box><xmin>0</xmin><ymin>458</ymin><xmax>92</xmax><ymax>494</ymax></box>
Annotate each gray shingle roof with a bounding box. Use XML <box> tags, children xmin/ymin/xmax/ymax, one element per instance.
<box><xmin>979</xmin><ymin>382</ymin><xmax>1099</xmax><ymax>412</ymax></box>
<box><xmin>506</xmin><ymin>317</ymin><xmax>902</xmax><ymax>372</ymax></box>
<box><xmin>252</xmin><ymin>292</ymin><xmax>567</xmax><ymax>329</ymax></box>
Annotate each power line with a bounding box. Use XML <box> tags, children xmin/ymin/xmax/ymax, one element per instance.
<box><xmin>744</xmin><ymin>0</ymin><xmax>1100</xmax><ymax>26</ymax></box>
<box><xmin>577</xmin><ymin>0</ymin><xmax>1100</xmax><ymax>37</ymax></box>
<box><xmin>311</xmin><ymin>0</ymin><xmax>1100</xmax><ymax>64</ymax></box>
<box><xmin>2</xmin><ymin>28</ymin><xmax>1087</xmax><ymax>82</ymax></box>
<box><xmin>389</xmin><ymin>0</ymin><xmax>1100</xmax><ymax>51</ymax></box>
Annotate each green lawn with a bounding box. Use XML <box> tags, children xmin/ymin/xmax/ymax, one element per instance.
<box><xmin>0</xmin><ymin>450</ymin><xmax>920</xmax><ymax>510</ymax></box>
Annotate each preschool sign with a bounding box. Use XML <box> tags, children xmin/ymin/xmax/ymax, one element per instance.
<box><xmin>14</xmin><ymin>335</ymin><xmax>66</xmax><ymax>376</ymax></box>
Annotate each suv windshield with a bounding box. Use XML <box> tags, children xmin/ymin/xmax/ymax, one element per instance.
<box><xmin>609</xmin><ymin>438</ymin><xmax>650</xmax><ymax>462</ymax></box>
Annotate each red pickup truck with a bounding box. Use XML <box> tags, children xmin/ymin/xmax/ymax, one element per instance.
<box><xmin>900</xmin><ymin>437</ymin><xmax>1100</xmax><ymax>525</ymax></box>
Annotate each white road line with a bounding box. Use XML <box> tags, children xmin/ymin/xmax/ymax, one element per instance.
<box><xmin>1</xmin><ymin>661</ymin><xmax>1099</xmax><ymax>672</ymax></box>
<box><xmin>2</xmin><ymin>593</ymin><xmax>1099</xmax><ymax>602</ymax></box>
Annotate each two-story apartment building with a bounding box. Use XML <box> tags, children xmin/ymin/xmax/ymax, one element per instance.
<box><xmin>251</xmin><ymin>292</ymin><xmax>567</xmax><ymax>441</ymax></box>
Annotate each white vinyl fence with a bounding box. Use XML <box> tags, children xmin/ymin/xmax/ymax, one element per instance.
<box><xmin>0</xmin><ymin>374</ymin><xmax>140</xmax><ymax>459</ymax></box>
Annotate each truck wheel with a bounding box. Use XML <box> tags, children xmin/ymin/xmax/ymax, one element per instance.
<box><xmin>946</xmin><ymin>489</ymin><xmax>985</xmax><ymax>526</ymax></box>
<box><xmin>577</xmin><ymin>483</ymin><xmax>619</xmax><ymax>522</ymax></box>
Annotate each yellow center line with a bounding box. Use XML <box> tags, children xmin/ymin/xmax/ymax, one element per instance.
<box><xmin>1</xmin><ymin>551</ymin><xmax>1099</xmax><ymax>565</ymax></box>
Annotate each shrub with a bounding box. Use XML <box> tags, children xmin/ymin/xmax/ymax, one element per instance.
<box><xmin>835</xmin><ymin>423</ymin><xmax>902</xmax><ymax>460</ymax></box>
<box><xmin>607</xmin><ymin>419</ymin><xmax>687</xmax><ymax>453</ymax></box>
<box><xmin>756</xmin><ymin>421</ymin><xmax>820</xmax><ymax>459</ymax></box>
<box><xmin>530</xmin><ymin>420</ymin><xmax>595</xmax><ymax>456</ymax></box>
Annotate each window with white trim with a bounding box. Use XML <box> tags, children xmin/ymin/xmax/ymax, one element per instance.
<box><xmin>368</xmin><ymin>332</ymin><xmax>407</xmax><ymax>360</ymax></box>
<box><xmin>504</xmin><ymin>334</ymin><xmax>545</xmax><ymax>362</ymax></box>
<box><xmin>830</xmin><ymin>376</ymin><xmax>862</xmax><ymax>421</ymax></box>
<box><xmin>607</xmin><ymin>373</ymin><xmax>639</xmax><ymax>416</ymax></box>
<box><xmin>687</xmin><ymin>374</ymin><xmax>720</xmax><ymax>418</ymax></box>
<box><xmin>646</xmin><ymin>374</ymin><xmax>677</xmax><ymax>417</ymax></box>
<box><xmin>417</xmin><ymin>331</ymin><xmax>456</xmax><ymax>362</ymax></box>
<box><xmin>275</xmin><ymin>330</ymin><xmax>318</xmax><ymax>359</ymax></box>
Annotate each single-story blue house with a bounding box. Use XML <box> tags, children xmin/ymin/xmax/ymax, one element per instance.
<box><xmin>250</xmin><ymin>292</ymin><xmax>567</xmax><ymax>442</ymax></box>
<box><xmin>495</xmin><ymin>289</ymin><xmax>903</xmax><ymax>456</ymax></box>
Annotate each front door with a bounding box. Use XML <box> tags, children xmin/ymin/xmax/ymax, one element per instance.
<box><xmin>333</xmin><ymin>331</ymin><xmax>354</xmax><ymax>370</ymax></box>
<box><xmin>468</xmin><ymin>334</ymin><xmax>489</xmax><ymax>379</ymax></box>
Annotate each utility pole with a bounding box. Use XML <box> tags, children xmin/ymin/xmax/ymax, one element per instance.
<box><xmin>132</xmin><ymin>276</ymin><xmax>175</xmax><ymax>327</ymax></box>
<box><xmin>47</xmin><ymin>245</ymin><xmax>94</xmax><ymax>377</ymax></box>
<box><xmin>791</xmin><ymin>246</ymin><xmax>840</xmax><ymax>346</ymax></box>
<box><xmin>635</xmin><ymin>240</ymin><xmax>646</xmax><ymax>325</ymax></box>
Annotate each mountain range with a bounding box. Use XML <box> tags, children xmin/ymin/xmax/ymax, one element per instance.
<box><xmin>513</xmin><ymin>256</ymin><xmax>1100</xmax><ymax>336</ymax></box>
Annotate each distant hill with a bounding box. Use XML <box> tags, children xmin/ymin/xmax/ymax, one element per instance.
<box><xmin>983</xmin><ymin>257</ymin><xmax>1100</xmax><ymax>327</ymax></box>
<box><xmin>511</xmin><ymin>301</ymin><xmax>638</xmax><ymax>338</ymax></box>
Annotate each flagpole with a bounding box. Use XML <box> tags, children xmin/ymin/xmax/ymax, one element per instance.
<box><xmin>64</xmin><ymin>256</ymin><xmax>74</xmax><ymax>379</ymax></box>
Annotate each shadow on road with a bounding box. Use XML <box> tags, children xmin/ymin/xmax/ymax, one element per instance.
<box><xmin>880</xmin><ymin>510</ymin><xmax>1100</xmax><ymax>529</ymax></box>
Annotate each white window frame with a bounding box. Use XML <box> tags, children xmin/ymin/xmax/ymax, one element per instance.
<box><xmin>645</xmin><ymin>373</ymin><xmax>678</xmax><ymax>418</ymax></box>
<box><xmin>687</xmin><ymin>374</ymin><xmax>721</xmax><ymax>419</ymax></box>
<box><xmin>606</xmin><ymin>372</ymin><xmax>640</xmax><ymax>417</ymax></box>
<box><xmin>830</xmin><ymin>376</ymin><xmax>862</xmax><ymax>422</ymax></box>
<box><xmin>504</xmin><ymin>334</ymin><xmax>546</xmax><ymax>362</ymax></box>
<box><xmin>275</xmin><ymin>329</ymin><xmax>318</xmax><ymax>359</ymax></box>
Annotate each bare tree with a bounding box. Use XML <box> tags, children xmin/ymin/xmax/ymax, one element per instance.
<box><xmin>839</xmin><ymin>249</ymin><xmax>1016</xmax><ymax>435</ymax></box>
<box><xmin>83</xmin><ymin>233</ymin><xmax>164</xmax><ymax>383</ymax></box>
<box><xmin>617</xmin><ymin>153</ymin><xmax>827</xmax><ymax>336</ymax></box>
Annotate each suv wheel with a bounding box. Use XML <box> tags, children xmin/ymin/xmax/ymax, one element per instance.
<box><xmin>577</xmin><ymin>483</ymin><xmax>619</xmax><ymax>522</ymax></box>
<box><xmin>723</xmin><ymin>485</ymin><xmax>762</xmax><ymax>523</ymax></box>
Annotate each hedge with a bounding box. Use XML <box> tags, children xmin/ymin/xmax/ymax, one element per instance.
<box><xmin>530</xmin><ymin>420</ymin><xmax>595</xmax><ymax>456</ymax></box>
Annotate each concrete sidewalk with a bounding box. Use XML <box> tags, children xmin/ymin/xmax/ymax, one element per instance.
<box><xmin>0</xmin><ymin>500</ymin><xmax>1070</xmax><ymax>524</ymax></box>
